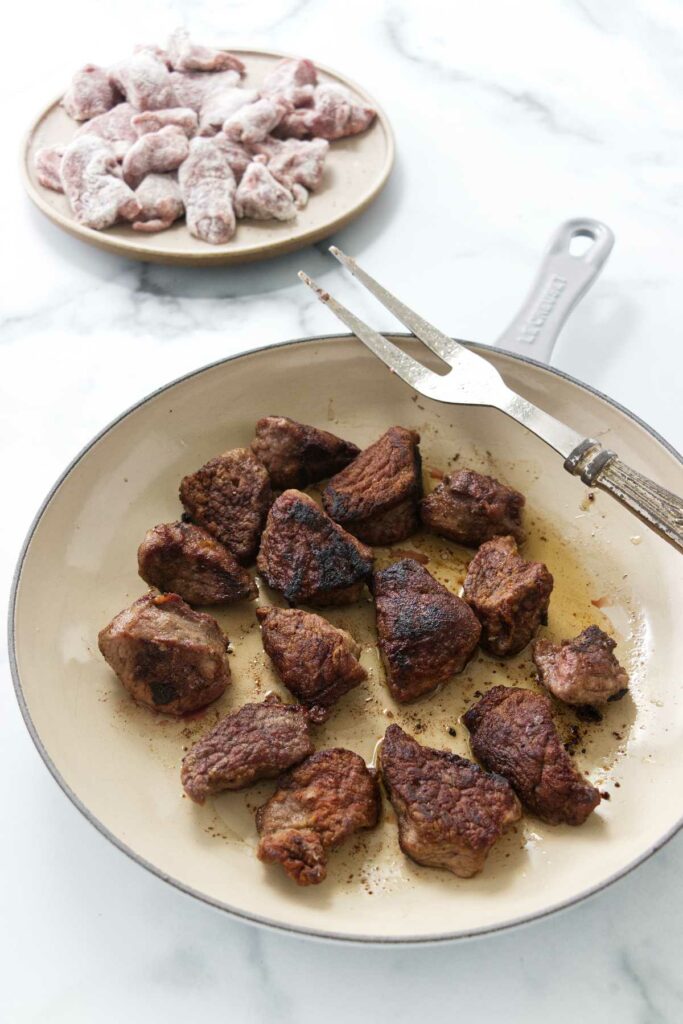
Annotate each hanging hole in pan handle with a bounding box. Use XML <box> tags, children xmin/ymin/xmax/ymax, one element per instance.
<box><xmin>548</xmin><ymin>217</ymin><xmax>615</xmax><ymax>266</ymax></box>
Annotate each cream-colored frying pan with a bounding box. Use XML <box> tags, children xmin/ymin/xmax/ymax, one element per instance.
<box><xmin>10</xmin><ymin>223</ymin><xmax>683</xmax><ymax>942</ymax></box>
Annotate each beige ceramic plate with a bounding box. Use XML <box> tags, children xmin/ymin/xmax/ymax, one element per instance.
<box><xmin>22</xmin><ymin>51</ymin><xmax>394</xmax><ymax>265</ymax></box>
<box><xmin>10</xmin><ymin>337</ymin><xmax>683</xmax><ymax>943</ymax></box>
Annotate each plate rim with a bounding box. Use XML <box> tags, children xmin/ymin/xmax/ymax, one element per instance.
<box><xmin>9</xmin><ymin>334</ymin><xmax>683</xmax><ymax>945</ymax></box>
<box><xmin>21</xmin><ymin>48</ymin><xmax>396</xmax><ymax>266</ymax></box>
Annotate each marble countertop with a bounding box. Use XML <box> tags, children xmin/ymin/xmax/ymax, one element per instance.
<box><xmin>2</xmin><ymin>1</ymin><xmax>682</xmax><ymax>1020</ymax></box>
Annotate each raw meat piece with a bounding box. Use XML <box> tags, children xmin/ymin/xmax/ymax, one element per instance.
<box><xmin>121</xmin><ymin>125</ymin><xmax>189</xmax><ymax>188</ymax></box>
<box><xmin>223</xmin><ymin>98</ymin><xmax>289</xmax><ymax>145</ymax></box>
<box><xmin>98</xmin><ymin>592</ymin><xmax>230</xmax><ymax>716</ymax></box>
<box><xmin>379</xmin><ymin>725</ymin><xmax>521</xmax><ymax>877</ymax></box>
<box><xmin>250</xmin><ymin>414</ymin><xmax>359</xmax><ymax>490</ymax></box>
<box><xmin>60</xmin><ymin>135</ymin><xmax>141</xmax><ymax>229</ymax></box>
<box><xmin>234</xmin><ymin>157</ymin><xmax>296</xmax><ymax>221</ymax></box>
<box><xmin>251</xmin><ymin>136</ymin><xmax>329</xmax><ymax>192</ymax></box>
<box><xmin>76</xmin><ymin>102</ymin><xmax>137</xmax><ymax>160</ymax></box>
<box><xmin>137</xmin><ymin>521</ymin><xmax>257</xmax><ymax>602</ymax></box>
<box><xmin>132</xmin><ymin>107</ymin><xmax>198</xmax><ymax>137</ymax></box>
<box><xmin>198</xmin><ymin>85</ymin><xmax>257</xmax><ymax>136</ymax></box>
<box><xmin>257</xmin><ymin>606</ymin><xmax>367</xmax><ymax>722</ymax></box>
<box><xmin>256</xmin><ymin>749</ymin><xmax>380</xmax><ymax>885</ymax></box>
<box><xmin>181</xmin><ymin>694</ymin><xmax>313</xmax><ymax>803</ymax></box>
<box><xmin>533</xmin><ymin>625</ymin><xmax>629</xmax><ymax>706</ymax></box>
<box><xmin>167</xmin><ymin>28</ymin><xmax>245</xmax><ymax>75</ymax></box>
<box><xmin>421</xmin><ymin>469</ymin><xmax>526</xmax><ymax>547</ymax></box>
<box><xmin>179</xmin><ymin>446</ymin><xmax>272</xmax><ymax>563</ymax></box>
<box><xmin>132</xmin><ymin>173</ymin><xmax>184</xmax><ymax>232</ymax></box>
<box><xmin>178</xmin><ymin>136</ymin><xmax>238</xmax><ymax>244</ymax></box>
<box><xmin>278</xmin><ymin>83</ymin><xmax>376</xmax><ymax>140</ymax></box>
<box><xmin>260</xmin><ymin>58</ymin><xmax>317</xmax><ymax>107</ymax></box>
<box><xmin>34</xmin><ymin>146</ymin><xmax>64</xmax><ymax>191</ymax></box>
<box><xmin>62</xmin><ymin>64</ymin><xmax>120</xmax><ymax>121</ymax></box>
<box><xmin>463</xmin><ymin>686</ymin><xmax>602</xmax><ymax>826</ymax></box>
<box><xmin>109</xmin><ymin>50</ymin><xmax>176</xmax><ymax>111</ymax></box>
<box><xmin>169</xmin><ymin>69</ymin><xmax>241</xmax><ymax>112</ymax></box>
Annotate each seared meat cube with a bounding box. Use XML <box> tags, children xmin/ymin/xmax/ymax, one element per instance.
<box><xmin>98</xmin><ymin>592</ymin><xmax>230</xmax><ymax>716</ymax></box>
<box><xmin>137</xmin><ymin>521</ymin><xmax>257</xmax><ymax>605</ymax></box>
<box><xmin>256</xmin><ymin>606</ymin><xmax>367</xmax><ymax>722</ymax></box>
<box><xmin>380</xmin><ymin>725</ymin><xmax>521</xmax><ymax>877</ymax></box>
<box><xmin>181</xmin><ymin>694</ymin><xmax>313</xmax><ymax>803</ymax></box>
<box><xmin>374</xmin><ymin>559</ymin><xmax>481</xmax><ymax>702</ymax></box>
<box><xmin>463</xmin><ymin>686</ymin><xmax>601</xmax><ymax>826</ymax></box>
<box><xmin>420</xmin><ymin>469</ymin><xmax>525</xmax><ymax>547</ymax></box>
<box><xmin>533</xmin><ymin>625</ymin><xmax>629</xmax><ymax>706</ymax></box>
<box><xmin>250</xmin><ymin>415</ymin><xmax>360</xmax><ymax>490</ymax></box>
<box><xmin>256</xmin><ymin>748</ymin><xmax>380</xmax><ymax>885</ymax></box>
<box><xmin>256</xmin><ymin>490</ymin><xmax>373</xmax><ymax>606</ymax></box>
<box><xmin>463</xmin><ymin>535</ymin><xmax>553</xmax><ymax>656</ymax></box>
<box><xmin>179</xmin><ymin>447</ymin><xmax>272</xmax><ymax>565</ymax></box>
<box><xmin>323</xmin><ymin>426</ymin><xmax>422</xmax><ymax>545</ymax></box>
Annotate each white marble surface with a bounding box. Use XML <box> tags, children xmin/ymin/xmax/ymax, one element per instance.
<box><xmin>2</xmin><ymin>1</ymin><xmax>683</xmax><ymax>1020</ymax></box>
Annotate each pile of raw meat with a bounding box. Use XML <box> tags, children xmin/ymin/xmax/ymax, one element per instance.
<box><xmin>33</xmin><ymin>29</ymin><xmax>377</xmax><ymax>243</ymax></box>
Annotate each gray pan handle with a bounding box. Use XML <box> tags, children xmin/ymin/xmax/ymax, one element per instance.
<box><xmin>496</xmin><ymin>218</ymin><xmax>615</xmax><ymax>364</ymax></box>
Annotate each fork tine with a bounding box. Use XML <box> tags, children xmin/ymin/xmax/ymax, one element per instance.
<box><xmin>298</xmin><ymin>272</ymin><xmax>437</xmax><ymax>394</ymax></box>
<box><xmin>329</xmin><ymin>246</ymin><xmax>467</xmax><ymax>366</ymax></box>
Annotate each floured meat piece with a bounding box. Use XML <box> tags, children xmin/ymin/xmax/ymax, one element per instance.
<box><xmin>77</xmin><ymin>102</ymin><xmax>137</xmax><ymax>160</ymax></box>
<box><xmin>463</xmin><ymin>535</ymin><xmax>553</xmax><ymax>656</ymax></box>
<box><xmin>34</xmin><ymin>146</ymin><xmax>64</xmax><ymax>191</ymax></box>
<box><xmin>257</xmin><ymin>606</ymin><xmax>367</xmax><ymax>723</ymax></box>
<box><xmin>533</xmin><ymin>626</ymin><xmax>629</xmax><ymax>706</ymax></box>
<box><xmin>61</xmin><ymin>136</ymin><xmax>140</xmax><ymax>229</ymax></box>
<box><xmin>181</xmin><ymin>694</ymin><xmax>313</xmax><ymax>803</ymax></box>
<box><xmin>250</xmin><ymin>415</ymin><xmax>359</xmax><ymax>490</ymax></box>
<box><xmin>62</xmin><ymin>64</ymin><xmax>120</xmax><ymax>121</ymax></box>
<box><xmin>256</xmin><ymin>749</ymin><xmax>380</xmax><ymax>885</ymax></box>
<box><xmin>215</xmin><ymin>140</ymin><xmax>250</xmax><ymax>182</ymax></box>
<box><xmin>379</xmin><ymin>725</ymin><xmax>521</xmax><ymax>877</ymax></box>
<box><xmin>132</xmin><ymin>107</ymin><xmax>198</xmax><ymax>137</ymax></box>
<box><xmin>224</xmin><ymin>98</ymin><xmax>289</xmax><ymax>145</ymax></box>
<box><xmin>260</xmin><ymin>58</ymin><xmax>317</xmax><ymax>107</ymax></box>
<box><xmin>179</xmin><ymin>447</ymin><xmax>272</xmax><ymax>564</ymax></box>
<box><xmin>122</xmin><ymin>125</ymin><xmax>189</xmax><ymax>188</ymax></box>
<box><xmin>178</xmin><ymin>136</ymin><xmax>237</xmax><ymax>244</ymax></box>
<box><xmin>278</xmin><ymin>83</ymin><xmax>376</xmax><ymax>140</ymax></box>
<box><xmin>234</xmin><ymin>157</ymin><xmax>296</xmax><ymax>221</ymax></box>
<box><xmin>421</xmin><ymin>469</ymin><xmax>526</xmax><ymax>547</ymax></box>
<box><xmin>133</xmin><ymin>43</ymin><xmax>171</xmax><ymax>67</ymax></box>
<box><xmin>250</xmin><ymin>136</ymin><xmax>328</xmax><ymax>193</ymax></box>
<box><xmin>198</xmin><ymin>84</ymin><xmax>256</xmax><ymax>136</ymax></box>
<box><xmin>323</xmin><ymin>426</ymin><xmax>422</xmax><ymax>545</ymax></box>
<box><xmin>98</xmin><ymin>592</ymin><xmax>230</xmax><ymax>716</ymax></box>
<box><xmin>132</xmin><ymin>173</ymin><xmax>184</xmax><ymax>232</ymax></box>
<box><xmin>257</xmin><ymin>490</ymin><xmax>373</xmax><ymax>606</ymax></box>
<box><xmin>169</xmin><ymin>69</ymin><xmax>241</xmax><ymax>112</ymax></box>
<box><xmin>167</xmin><ymin>28</ymin><xmax>245</xmax><ymax>75</ymax></box>
<box><xmin>109</xmin><ymin>50</ymin><xmax>176</xmax><ymax>111</ymax></box>
<box><xmin>373</xmin><ymin>559</ymin><xmax>481</xmax><ymax>703</ymax></box>
<box><xmin>463</xmin><ymin>686</ymin><xmax>601</xmax><ymax>826</ymax></box>
<box><xmin>137</xmin><ymin>521</ymin><xmax>257</xmax><ymax>604</ymax></box>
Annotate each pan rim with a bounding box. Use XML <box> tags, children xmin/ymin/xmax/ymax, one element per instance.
<box><xmin>8</xmin><ymin>333</ymin><xmax>683</xmax><ymax>945</ymax></box>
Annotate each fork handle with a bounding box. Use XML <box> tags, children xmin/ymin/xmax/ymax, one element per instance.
<box><xmin>496</xmin><ymin>219</ymin><xmax>615</xmax><ymax>364</ymax></box>
<box><xmin>565</xmin><ymin>440</ymin><xmax>683</xmax><ymax>551</ymax></box>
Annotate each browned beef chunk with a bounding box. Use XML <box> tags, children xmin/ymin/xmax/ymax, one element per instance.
<box><xmin>379</xmin><ymin>725</ymin><xmax>521</xmax><ymax>877</ymax></box>
<box><xmin>256</xmin><ymin>489</ymin><xmax>373</xmax><ymax>606</ymax></box>
<box><xmin>373</xmin><ymin>558</ymin><xmax>481</xmax><ymax>702</ymax></box>
<box><xmin>420</xmin><ymin>469</ymin><xmax>525</xmax><ymax>547</ymax></box>
<box><xmin>533</xmin><ymin>625</ymin><xmax>629</xmax><ymax>706</ymax></box>
<box><xmin>463</xmin><ymin>686</ymin><xmax>601</xmax><ymax>825</ymax></box>
<box><xmin>180</xmin><ymin>694</ymin><xmax>313</xmax><ymax>803</ymax></box>
<box><xmin>137</xmin><ymin>521</ymin><xmax>257</xmax><ymax>605</ymax></box>
<box><xmin>256</xmin><ymin>748</ymin><xmax>380</xmax><ymax>885</ymax></box>
<box><xmin>257</xmin><ymin>606</ymin><xmax>367</xmax><ymax>722</ymax></box>
<box><xmin>250</xmin><ymin>415</ymin><xmax>360</xmax><ymax>490</ymax></box>
<box><xmin>322</xmin><ymin>426</ymin><xmax>422</xmax><ymax>545</ymax></box>
<box><xmin>97</xmin><ymin>592</ymin><xmax>230</xmax><ymax>715</ymax></box>
<box><xmin>179</xmin><ymin>447</ymin><xmax>272</xmax><ymax>565</ymax></box>
<box><xmin>463</xmin><ymin>535</ymin><xmax>553</xmax><ymax>656</ymax></box>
